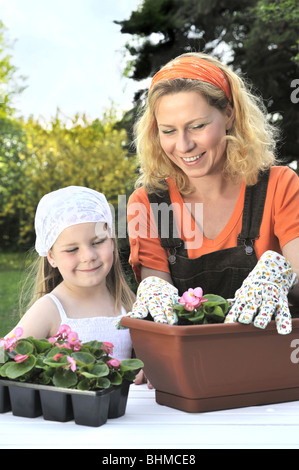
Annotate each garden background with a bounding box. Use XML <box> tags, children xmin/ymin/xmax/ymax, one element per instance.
<box><xmin>0</xmin><ymin>0</ymin><xmax>298</xmax><ymax>337</ymax></box>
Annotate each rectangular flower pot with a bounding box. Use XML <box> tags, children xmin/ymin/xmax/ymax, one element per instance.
<box><xmin>0</xmin><ymin>383</ymin><xmax>11</xmax><ymax>413</ymax></box>
<box><xmin>39</xmin><ymin>388</ymin><xmax>74</xmax><ymax>422</ymax></box>
<box><xmin>0</xmin><ymin>379</ymin><xmax>131</xmax><ymax>426</ymax></box>
<box><xmin>121</xmin><ymin>316</ymin><xmax>299</xmax><ymax>413</ymax></box>
<box><xmin>71</xmin><ymin>388</ymin><xmax>112</xmax><ymax>427</ymax></box>
<box><xmin>8</xmin><ymin>382</ymin><xmax>42</xmax><ymax>418</ymax></box>
<box><xmin>108</xmin><ymin>380</ymin><xmax>130</xmax><ymax>419</ymax></box>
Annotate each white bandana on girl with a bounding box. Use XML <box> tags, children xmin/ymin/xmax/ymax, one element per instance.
<box><xmin>35</xmin><ymin>186</ymin><xmax>113</xmax><ymax>256</ymax></box>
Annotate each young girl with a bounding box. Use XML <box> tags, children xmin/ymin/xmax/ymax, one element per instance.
<box><xmin>7</xmin><ymin>186</ymin><xmax>135</xmax><ymax>361</ymax></box>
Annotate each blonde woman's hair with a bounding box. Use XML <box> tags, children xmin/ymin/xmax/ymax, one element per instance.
<box><xmin>20</xmin><ymin>237</ymin><xmax>135</xmax><ymax>316</ymax></box>
<box><xmin>134</xmin><ymin>52</ymin><xmax>279</xmax><ymax>193</ymax></box>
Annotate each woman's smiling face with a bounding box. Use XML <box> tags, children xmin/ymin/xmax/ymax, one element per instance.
<box><xmin>155</xmin><ymin>91</ymin><xmax>234</xmax><ymax>180</ymax></box>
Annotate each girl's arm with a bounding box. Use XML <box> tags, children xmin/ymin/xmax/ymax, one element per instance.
<box><xmin>5</xmin><ymin>296</ymin><xmax>60</xmax><ymax>339</ymax></box>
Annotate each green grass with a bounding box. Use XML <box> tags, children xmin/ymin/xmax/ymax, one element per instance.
<box><xmin>0</xmin><ymin>252</ymin><xmax>33</xmax><ymax>338</ymax></box>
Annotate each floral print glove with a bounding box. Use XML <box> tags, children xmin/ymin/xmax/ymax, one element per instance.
<box><xmin>127</xmin><ymin>276</ymin><xmax>179</xmax><ymax>324</ymax></box>
<box><xmin>225</xmin><ymin>251</ymin><xmax>297</xmax><ymax>334</ymax></box>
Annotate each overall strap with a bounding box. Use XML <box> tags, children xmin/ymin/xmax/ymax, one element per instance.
<box><xmin>147</xmin><ymin>189</ymin><xmax>184</xmax><ymax>264</ymax></box>
<box><xmin>147</xmin><ymin>169</ymin><xmax>270</xmax><ymax>259</ymax></box>
<box><xmin>237</xmin><ymin>169</ymin><xmax>270</xmax><ymax>254</ymax></box>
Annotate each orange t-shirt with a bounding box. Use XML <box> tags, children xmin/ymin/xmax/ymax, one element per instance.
<box><xmin>127</xmin><ymin>166</ymin><xmax>299</xmax><ymax>283</ymax></box>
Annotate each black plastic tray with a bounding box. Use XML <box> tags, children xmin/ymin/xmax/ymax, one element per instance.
<box><xmin>0</xmin><ymin>379</ymin><xmax>130</xmax><ymax>427</ymax></box>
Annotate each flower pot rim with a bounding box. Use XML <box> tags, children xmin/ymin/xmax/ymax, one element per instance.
<box><xmin>120</xmin><ymin>316</ymin><xmax>299</xmax><ymax>336</ymax></box>
<box><xmin>0</xmin><ymin>378</ymin><xmax>117</xmax><ymax>397</ymax></box>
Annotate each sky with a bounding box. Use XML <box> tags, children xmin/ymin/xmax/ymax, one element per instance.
<box><xmin>0</xmin><ymin>0</ymin><xmax>144</xmax><ymax>121</ymax></box>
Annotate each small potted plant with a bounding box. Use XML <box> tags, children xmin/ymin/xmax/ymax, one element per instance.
<box><xmin>121</xmin><ymin>287</ymin><xmax>299</xmax><ymax>413</ymax></box>
<box><xmin>0</xmin><ymin>325</ymin><xmax>143</xmax><ymax>426</ymax></box>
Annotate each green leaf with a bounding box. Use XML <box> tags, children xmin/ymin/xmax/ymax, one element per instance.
<box><xmin>29</xmin><ymin>337</ymin><xmax>52</xmax><ymax>353</ymax></box>
<box><xmin>202</xmin><ymin>295</ymin><xmax>229</xmax><ymax>313</ymax></box>
<box><xmin>52</xmin><ymin>368</ymin><xmax>78</xmax><ymax>388</ymax></box>
<box><xmin>80</xmin><ymin>341</ymin><xmax>107</xmax><ymax>360</ymax></box>
<box><xmin>80</xmin><ymin>363</ymin><xmax>109</xmax><ymax>379</ymax></box>
<box><xmin>46</xmin><ymin>346</ymin><xmax>67</xmax><ymax>358</ymax></box>
<box><xmin>208</xmin><ymin>305</ymin><xmax>226</xmax><ymax>318</ymax></box>
<box><xmin>0</xmin><ymin>362</ymin><xmax>11</xmax><ymax>377</ymax></box>
<box><xmin>76</xmin><ymin>378</ymin><xmax>92</xmax><ymax>390</ymax></box>
<box><xmin>14</xmin><ymin>340</ymin><xmax>34</xmax><ymax>356</ymax></box>
<box><xmin>38</xmin><ymin>371</ymin><xmax>52</xmax><ymax>385</ymax></box>
<box><xmin>123</xmin><ymin>370</ymin><xmax>137</xmax><ymax>382</ymax></box>
<box><xmin>71</xmin><ymin>352</ymin><xmax>95</xmax><ymax>367</ymax></box>
<box><xmin>4</xmin><ymin>356</ymin><xmax>36</xmax><ymax>379</ymax></box>
<box><xmin>43</xmin><ymin>355</ymin><xmax>69</xmax><ymax>368</ymax></box>
<box><xmin>0</xmin><ymin>348</ymin><xmax>8</xmax><ymax>365</ymax></box>
<box><xmin>96</xmin><ymin>377</ymin><xmax>111</xmax><ymax>389</ymax></box>
<box><xmin>188</xmin><ymin>310</ymin><xmax>205</xmax><ymax>323</ymax></box>
<box><xmin>120</xmin><ymin>358</ymin><xmax>144</xmax><ymax>371</ymax></box>
<box><xmin>109</xmin><ymin>370</ymin><xmax>122</xmax><ymax>385</ymax></box>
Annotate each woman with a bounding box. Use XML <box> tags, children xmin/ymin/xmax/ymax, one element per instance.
<box><xmin>126</xmin><ymin>52</ymin><xmax>299</xmax><ymax>336</ymax></box>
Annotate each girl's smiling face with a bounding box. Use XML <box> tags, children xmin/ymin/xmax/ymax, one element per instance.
<box><xmin>155</xmin><ymin>91</ymin><xmax>234</xmax><ymax>180</ymax></box>
<box><xmin>47</xmin><ymin>222</ymin><xmax>114</xmax><ymax>291</ymax></box>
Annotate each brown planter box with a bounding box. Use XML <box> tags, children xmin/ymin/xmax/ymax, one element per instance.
<box><xmin>121</xmin><ymin>316</ymin><xmax>299</xmax><ymax>412</ymax></box>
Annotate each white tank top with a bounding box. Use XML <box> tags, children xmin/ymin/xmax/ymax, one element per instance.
<box><xmin>46</xmin><ymin>293</ymin><xmax>132</xmax><ymax>361</ymax></box>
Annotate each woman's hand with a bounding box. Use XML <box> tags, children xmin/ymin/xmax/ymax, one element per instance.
<box><xmin>225</xmin><ymin>250</ymin><xmax>297</xmax><ymax>334</ymax></box>
<box><xmin>127</xmin><ymin>276</ymin><xmax>179</xmax><ymax>324</ymax></box>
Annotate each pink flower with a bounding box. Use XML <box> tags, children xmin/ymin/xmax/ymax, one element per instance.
<box><xmin>13</xmin><ymin>327</ymin><xmax>23</xmax><ymax>339</ymax></box>
<box><xmin>58</xmin><ymin>324</ymin><xmax>72</xmax><ymax>336</ymax></box>
<box><xmin>0</xmin><ymin>327</ymin><xmax>24</xmax><ymax>351</ymax></box>
<box><xmin>66</xmin><ymin>331</ymin><xmax>82</xmax><ymax>350</ymax></box>
<box><xmin>67</xmin><ymin>356</ymin><xmax>76</xmax><ymax>372</ymax></box>
<box><xmin>102</xmin><ymin>342</ymin><xmax>114</xmax><ymax>355</ymax></box>
<box><xmin>179</xmin><ymin>287</ymin><xmax>207</xmax><ymax>311</ymax></box>
<box><xmin>107</xmin><ymin>358</ymin><xmax>121</xmax><ymax>369</ymax></box>
<box><xmin>53</xmin><ymin>353</ymin><xmax>64</xmax><ymax>361</ymax></box>
<box><xmin>14</xmin><ymin>354</ymin><xmax>29</xmax><ymax>363</ymax></box>
<box><xmin>184</xmin><ymin>303</ymin><xmax>196</xmax><ymax>311</ymax></box>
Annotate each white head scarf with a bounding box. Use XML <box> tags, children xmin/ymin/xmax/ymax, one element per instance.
<box><xmin>35</xmin><ymin>186</ymin><xmax>113</xmax><ymax>256</ymax></box>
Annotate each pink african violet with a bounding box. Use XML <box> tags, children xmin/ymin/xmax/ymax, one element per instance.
<box><xmin>53</xmin><ymin>353</ymin><xmax>64</xmax><ymax>361</ymax></box>
<box><xmin>102</xmin><ymin>342</ymin><xmax>114</xmax><ymax>356</ymax></box>
<box><xmin>67</xmin><ymin>331</ymin><xmax>82</xmax><ymax>350</ymax></box>
<box><xmin>67</xmin><ymin>356</ymin><xmax>77</xmax><ymax>372</ymax></box>
<box><xmin>58</xmin><ymin>325</ymin><xmax>72</xmax><ymax>335</ymax></box>
<box><xmin>49</xmin><ymin>325</ymin><xmax>82</xmax><ymax>351</ymax></box>
<box><xmin>179</xmin><ymin>287</ymin><xmax>207</xmax><ymax>311</ymax></box>
<box><xmin>0</xmin><ymin>327</ymin><xmax>24</xmax><ymax>351</ymax></box>
<box><xmin>107</xmin><ymin>358</ymin><xmax>121</xmax><ymax>369</ymax></box>
<box><xmin>14</xmin><ymin>354</ymin><xmax>29</xmax><ymax>363</ymax></box>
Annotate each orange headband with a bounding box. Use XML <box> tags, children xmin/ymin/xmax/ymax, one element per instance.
<box><xmin>150</xmin><ymin>57</ymin><xmax>232</xmax><ymax>102</ymax></box>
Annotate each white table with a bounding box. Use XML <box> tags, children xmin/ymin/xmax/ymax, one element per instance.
<box><xmin>1</xmin><ymin>384</ymin><xmax>299</xmax><ymax>450</ymax></box>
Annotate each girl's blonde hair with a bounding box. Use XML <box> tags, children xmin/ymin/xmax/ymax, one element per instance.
<box><xmin>20</xmin><ymin>236</ymin><xmax>135</xmax><ymax>315</ymax></box>
<box><xmin>134</xmin><ymin>52</ymin><xmax>279</xmax><ymax>193</ymax></box>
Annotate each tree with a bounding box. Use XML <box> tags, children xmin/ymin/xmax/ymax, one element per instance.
<box><xmin>0</xmin><ymin>21</ymin><xmax>26</xmax><ymax>118</ymax></box>
<box><xmin>0</xmin><ymin>110</ymin><xmax>137</xmax><ymax>249</ymax></box>
<box><xmin>0</xmin><ymin>21</ymin><xmax>28</xmax><ymax>247</ymax></box>
<box><xmin>116</xmin><ymin>0</ymin><xmax>299</xmax><ymax>164</ymax></box>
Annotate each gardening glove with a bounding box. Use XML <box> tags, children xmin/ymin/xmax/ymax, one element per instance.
<box><xmin>123</xmin><ymin>276</ymin><xmax>179</xmax><ymax>325</ymax></box>
<box><xmin>225</xmin><ymin>250</ymin><xmax>297</xmax><ymax>335</ymax></box>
